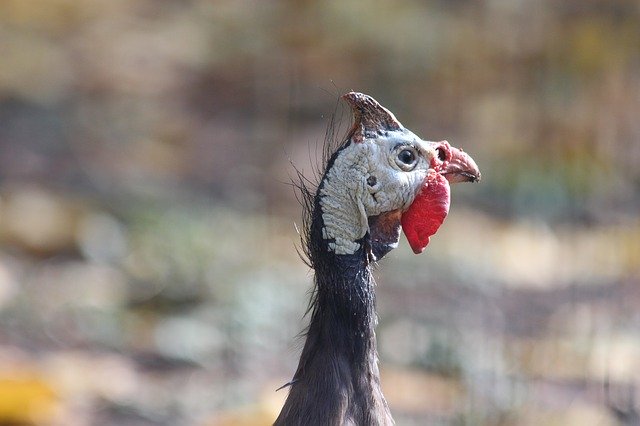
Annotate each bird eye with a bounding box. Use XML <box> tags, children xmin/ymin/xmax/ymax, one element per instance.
<box><xmin>437</xmin><ymin>147</ymin><xmax>447</xmax><ymax>162</ymax></box>
<box><xmin>395</xmin><ymin>148</ymin><xmax>418</xmax><ymax>171</ymax></box>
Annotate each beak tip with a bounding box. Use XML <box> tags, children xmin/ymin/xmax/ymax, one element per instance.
<box><xmin>443</xmin><ymin>170</ymin><xmax>481</xmax><ymax>184</ymax></box>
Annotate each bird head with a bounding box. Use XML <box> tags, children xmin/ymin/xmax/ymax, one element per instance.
<box><xmin>317</xmin><ymin>92</ymin><xmax>480</xmax><ymax>260</ymax></box>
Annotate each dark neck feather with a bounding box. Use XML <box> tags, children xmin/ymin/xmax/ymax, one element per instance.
<box><xmin>308</xmin><ymin>238</ymin><xmax>376</xmax><ymax>364</ymax></box>
<box><xmin>275</xmin><ymin>180</ymin><xmax>393</xmax><ymax>425</ymax></box>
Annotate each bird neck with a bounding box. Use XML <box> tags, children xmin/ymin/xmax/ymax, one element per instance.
<box><xmin>274</xmin><ymin>209</ymin><xmax>393</xmax><ymax>425</ymax></box>
<box><xmin>310</xmin><ymin>246</ymin><xmax>377</xmax><ymax>362</ymax></box>
<box><xmin>307</xmin><ymin>185</ymin><xmax>379</xmax><ymax>364</ymax></box>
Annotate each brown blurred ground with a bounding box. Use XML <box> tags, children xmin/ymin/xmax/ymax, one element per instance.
<box><xmin>0</xmin><ymin>0</ymin><xmax>639</xmax><ymax>425</ymax></box>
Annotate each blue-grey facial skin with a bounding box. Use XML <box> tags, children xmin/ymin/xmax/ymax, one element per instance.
<box><xmin>318</xmin><ymin>130</ymin><xmax>438</xmax><ymax>255</ymax></box>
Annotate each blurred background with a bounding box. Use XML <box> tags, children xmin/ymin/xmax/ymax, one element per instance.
<box><xmin>0</xmin><ymin>0</ymin><xmax>639</xmax><ymax>424</ymax></box>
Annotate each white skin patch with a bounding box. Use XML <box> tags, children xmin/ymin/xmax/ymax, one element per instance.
<box><xmin>320</xmin><ymin>130</ymin><xmax>437</xmax><ymax>255</ymax></box>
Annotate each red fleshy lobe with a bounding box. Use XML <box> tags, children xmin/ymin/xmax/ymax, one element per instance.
<box><xmin>401</xmin><ymin>170</ymin><xmax>451</xmax><ymax>254</ymax></box>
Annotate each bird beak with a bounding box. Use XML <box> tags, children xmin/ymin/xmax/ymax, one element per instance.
<box><xmin>399</xmin><ymin>141</ymin><xmax>480</xmax><ymax>254</ymax></box>
<box><xmin>441</xmin><ymin>145</ymin><xmax>481</xmax><ymax>184</ymax></box>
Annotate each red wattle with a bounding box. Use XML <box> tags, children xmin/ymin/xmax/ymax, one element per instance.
<box><xmin>401</xmin><ymin>171</ymin><xmax>451</xmax><ymax>254</ymax></box>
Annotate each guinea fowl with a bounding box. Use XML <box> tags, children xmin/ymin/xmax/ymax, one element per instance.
<box><xmin>275</xmin><ymin>92</ymin><xmax>481</xmax><ymax>425</ymax></box>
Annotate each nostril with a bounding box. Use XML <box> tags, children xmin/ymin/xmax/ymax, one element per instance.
<box><xmin>436</xmin><ymin>147</ymin><xmax>447</xmax><ymax>162</ymax></box>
